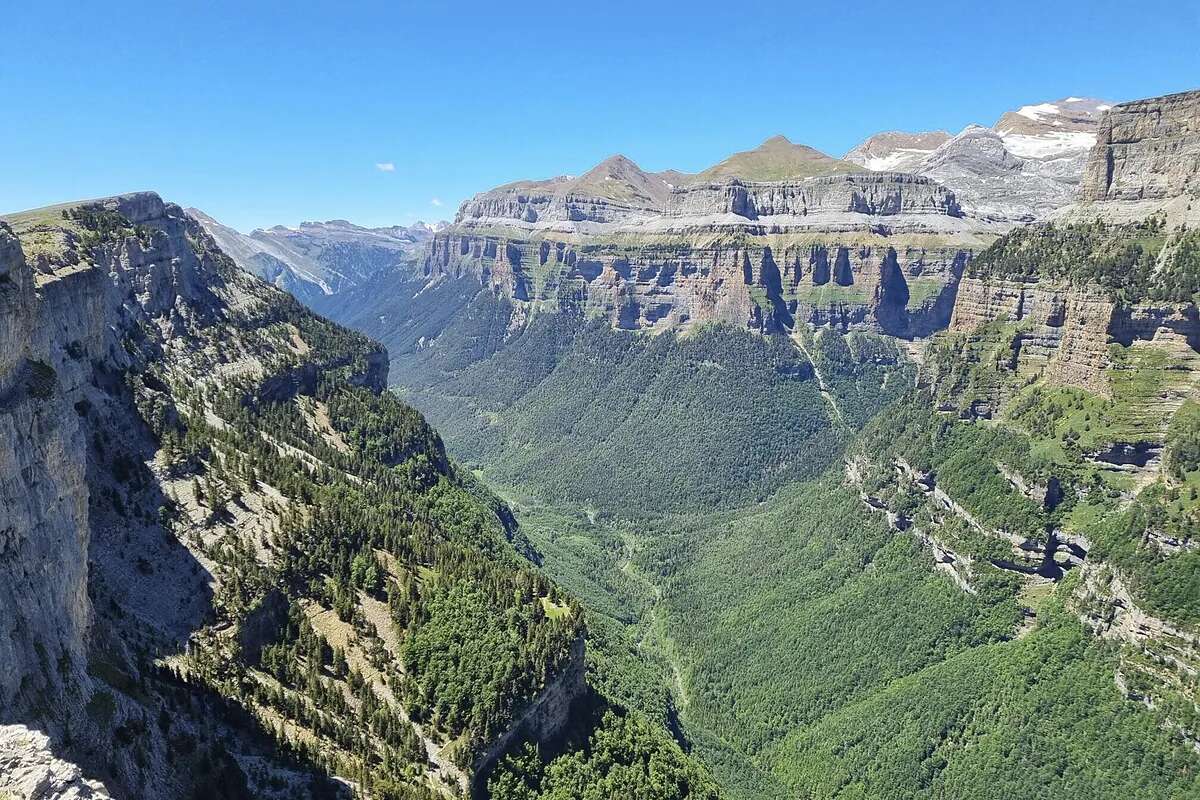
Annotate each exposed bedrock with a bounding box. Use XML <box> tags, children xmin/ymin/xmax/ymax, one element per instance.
<box><xmin>1080</xmin><ymin>89</ymin><xmax>1200</xmax><ymax>203</ymax></box>
<box><xmin>425</xmin><ymin>231</ymin><xmax>969</xmax><ymax>337</ymax></box>
<box><xmin>460</xmin><ymin>172</ymin><xmax>963</xmax><ymax>225</ymax></box>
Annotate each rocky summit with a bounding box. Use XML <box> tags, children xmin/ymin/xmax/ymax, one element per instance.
<box><xmin>845</xmin><ymin>130</ymin><xmax>953</xmax><ymax>173</ymax></box>
<box><xmin>1078</xmin><ymin>89</ymin><xmax>1200</xmax><ymax>212</ymax></box>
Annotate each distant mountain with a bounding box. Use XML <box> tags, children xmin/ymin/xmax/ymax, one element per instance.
<box><xmin>845</xmin><ymin>97</ymin><xmax>1113</xmax><ymax>221</ymax></box>
<box><xmin>994</xmin><ymin>96</ymin><xmax>1111</xmax><ymax>155</ymax></box>
<box><xmin>845</xmin><ymin>130</ymin><xmax>952</xmax><ymax>173</ymax></box>
<box><xmin>188</xmin><ymin>208</ymin><xmax>444</xmax><ymax>307</ymax></box>
<box><xmin>687</xmin><ymin>134</ymin><xmax>859</xmax><ymax>182</ymax></box>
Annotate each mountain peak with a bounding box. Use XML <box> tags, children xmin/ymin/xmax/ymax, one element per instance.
<box><xmin>759</xmin><ymin>134</ymin><xmax>794</xmax><ymax>148</ymax></box>
<box><xmin>691</xmin><ymin>136</ymin><xmax>855</xmax><ymax>183</ymax></box>
<box><xmin>994</xmin><ymin>96</ymin><xmax>1113</xmax><ymax>137</ymax></box>
<box><xmin>845</xmin><ymin>130</ymin><xmax>952</xmax><ymax>173</ymax></box>
<box><xmin>594</xmin><ymin>153</ymin><xmax>639</xmax><ymax>168</ymax></box>
<box><xmin>581</xmin><ymin>153</ymin><xmax>646</xmax><ymax>180</ymax></box>
<box><xmin>571</xmin><ymin>153</ymin><xmax>671</xmax><ymax>204</ymax></box>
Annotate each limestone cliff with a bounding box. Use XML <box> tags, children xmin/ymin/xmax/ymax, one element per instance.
<box><xmin>2</xmin><ymin>193</ymin><xmax>360</xmax><ymax>796</ymax></box>
<box><xmin>1079</xmin><ymin>89</ymin><xmax>1200</xmax><ymax>206</ymax></box>
<box><xmin>942</xmin><ymin>88</ymin><xmax>1200</xmax><ymax>408</ymax></box>
<box><xmin>0</xmin><ymin>221</ymin><xmax>95</xmax><ymax>717</ymax></box>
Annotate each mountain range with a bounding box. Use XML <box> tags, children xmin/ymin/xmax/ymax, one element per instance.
<box><xmin>191</xmin><ymin>96</ymin><xmax>1107</xmax><ymax>319</ymax></box>
<box><xmin>187</xmin><ymin>210</ymin><xmax>446</xmax><ymax>308</ymax></box>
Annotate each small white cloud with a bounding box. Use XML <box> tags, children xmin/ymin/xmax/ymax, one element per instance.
<box><xmin>430</xmin><ymin>197</ymin><xmax>443</xmax><ymax>207</ymax></box>
<box><xmin>375</xmin><ymin>162</ymin><xmax>396</xmax><ymax>172</ymax></box>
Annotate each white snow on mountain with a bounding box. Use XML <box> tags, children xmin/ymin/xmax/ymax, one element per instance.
<box><xmin>1000</xmin><ymin>130</ymin><xmax>1097</xmax><ymax>159</ymax></box>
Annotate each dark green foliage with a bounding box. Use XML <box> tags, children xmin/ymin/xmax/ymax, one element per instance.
<box><xmin>656</xmin><ymin>479</ymin><xmax>1018</xmax><ymax>789</ymax></box>
<box><xmin>766</xmin><ymin>610</ymin><xmax>1200</xmax><ymax>800</ymax></box>
<box><xmin>326</xmin><ymin>385</ymin><xmax>446</xmax><ymax>468</ymax></box>
<box><xmin>156</xmin><ymin>345</ymin><xmax>581</xmax><ymax>788</ymax></box>
<box><xmin>1157</xmin><ymin>227</ymin><xmax>1200</xmax><ymax>303</ymax></box>
<box><xmin>65</xmin><ymin>204</ymin><xmax>154</xmax><ymax>250</ymax></box>
<box><xmin>401</xmin><ymin>310</ymin><xmax>910</xmax><ymax>515</ymax></box>
<box><xmin>810</xmin><ymin>330</ymin><xmax>912</xmax><ymax>427</ymax></box>
<box><xmin>967</xmin><ymin>217</ymin><xmax>1200</xmax><ymax>303</ymax></box>
<box><xmin>969</xmin><ymin>219</ymin><xmax>1168</xmax><ymax>300</ymax></box>
<box><xmin>397</xmin><ymin>575</ymin><xmax>576</xmax><ymax>751</ymax></box>
<box><xmin>1086</xmin><ymin>487</ymin><xmax>1200</xmax><ymax>625</ymax></box>
<box><xmin>858</xmin><ymin>396</ymin><xmax>1056</xmax><ymax>541</ymax></box>
<box><xmin>24</xmin><ymin>358</ymin><xmax>57</xmax><ymax>399</ymax></box>
<box><xmin>489</xmin><ymin>708</ymin><xmax>722</xmax><ymax>800</ymax></box>
<box><xmin>1166</xmin><ymin>401</ymin><xmax>1200</xmax><ymax>479</ymax></box>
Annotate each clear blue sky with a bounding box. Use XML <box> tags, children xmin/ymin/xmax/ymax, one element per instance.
<box><xmin>2</xmin><ymin>0</ymin><xmax>1196</xmax><ymax>231</ymax></box>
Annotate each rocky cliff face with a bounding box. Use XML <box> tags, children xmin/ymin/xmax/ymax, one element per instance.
<box><xmin>0</xmin><ymin>221</ymin><xmax>96</xmax><ymax>716</ymax></box>
<box><xmin>461</xmin><ymin>151</ymin><xmax>967</xmax><ymax>231</ymax></box>
<box><xmin>948</xmin><ymin>276</ymin><xmax>1119</xmax><ymax>396</ymax></box>
<box><xmin>0</xmin><ymin>726</ymin><xmax>113</xmax><ymax>799</ymax></box>
<box><xmin>1079</xmin><ymin>89</ymin><xmax>1200</xmax><ymax>204</ymax></box>
<box><xmin>424</xmin><ymin>227</ymin><xmax>970</xmax><ymax>338</ymax></box>
<box><xmin>1</xmin><ymin>193</ymin><xmax>345</xmax><ymax>796</ymax></box>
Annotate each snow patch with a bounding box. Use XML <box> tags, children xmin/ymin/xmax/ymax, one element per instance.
<box><xmin>859</xmin><ymin>148</ymin><xmax>938</xmax><ymax>171</ymax></box>
<box><xmin>1016</xmin><ymin>102</ymin><xmax>1061</xmax><ymax>121</ymax></box>
<box><xmin>1000</xmin><ymin>130</ymin><xmax>1096</xmax><ymax>159</ymax></box>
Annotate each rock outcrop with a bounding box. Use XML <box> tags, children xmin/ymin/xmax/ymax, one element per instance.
<box><xmin>936</xmin><ymin>91</ymin><xmax>1200</xmax><ymax>723</ymax></box>
<box><xmin>0</xmin><ymin>725</ymin><xmax>113</xmax><ymax>799</ymax></box>
<box><xmin>1079</xmin><ymin>89</ymin><xmax>1200</xmax><ymax>204</ymax></box>
<box><xmin>2</xmin><ymin>193</ymin><xmax>328</xmax><ymax>795</ymax></box>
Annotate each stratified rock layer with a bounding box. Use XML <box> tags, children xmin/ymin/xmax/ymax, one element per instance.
<box><xmin>1079</xmin><ymin>89</ymin><xmax>1200</xmax><ymax>203</ymax></box>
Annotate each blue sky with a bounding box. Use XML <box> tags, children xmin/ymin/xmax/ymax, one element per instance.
<box><xmin>2</xmin><ymin>0</ymin><xmax>1196</xmax><ymax>231</ymax></box>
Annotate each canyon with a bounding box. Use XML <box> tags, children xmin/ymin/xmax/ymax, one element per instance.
<box><xmin>5</xmin><ymin>85</ymin><xmax>1200</xmax><ymax>800</ymax></box>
